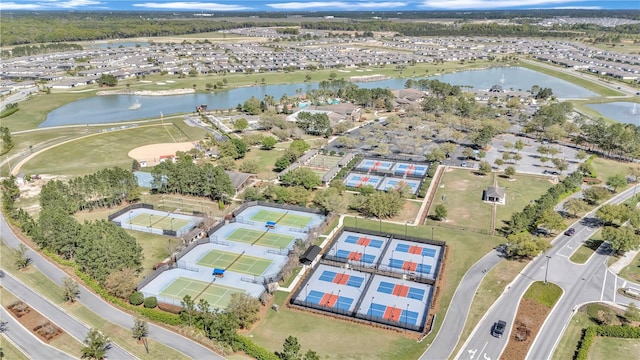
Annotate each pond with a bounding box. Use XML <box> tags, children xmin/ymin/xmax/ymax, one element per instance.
<box><xmin>39</xmin><ymin>67</ymin><xmax>597</xmax><ymax>127</ymax></box>
<box><xmin>585</xmin><ymin>102</ymin><xmax>640</xmax><ymax>126</ymax></box>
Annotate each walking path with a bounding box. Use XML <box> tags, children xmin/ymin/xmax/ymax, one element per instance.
<box><xmin>609</xmin><ymin>250</ymin><xmax>640</xmax><ymax>275</ymax></box>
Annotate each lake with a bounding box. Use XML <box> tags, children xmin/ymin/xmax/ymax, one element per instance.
<box><xmin>585</xmin><ymin>102</ymin><xmax>640</xmax><ymax>126</ymax></box>
<box><xmin>39</xmin><ymin>67</ymin><xmax>598</xmax><ymax>127</ymax></box>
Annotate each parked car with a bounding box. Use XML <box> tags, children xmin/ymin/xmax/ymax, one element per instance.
<box><xmin>564</xmin><ymin>228</ymin><xmax>576</xmax><ymax>236</ymax></box>
<box><xmin>493</xmin><ymin>320</ymin><xmax>507</xmax><ymax>338</ymax></box>
<box><xmin>461</xmin><ymin>161</ymin><xmax>467</xmax><ymax>167</ymax></box>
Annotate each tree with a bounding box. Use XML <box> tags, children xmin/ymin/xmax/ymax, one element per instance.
<box><xmin>582</xmin><ymin>186</ymin><xmax>610</xmax><ymax>205</ymax></box>
<box><xmin>434</xmin><ymin>204</ymin><xmax>447</xmax><ymax>221</ymax></box>
<box><xmin>624</xmin><ymin>303</ymin><xmax>640</xmax><ymax>322</ymax></box>
<box><xmin>504</xmin><ymin>232</ymin><xmax>552</xmax><ymax>259</ymax></box>
<box><xmin>14</xmin><ymin>244</ymin><xmax>31</xmax><ymax>269</ymax></box>
<box><xmin>98</xmin><ymin>74</ymin><xmax>117</xmax><ymax>87</ymax></box>
<box><xmin>504</xmin><ymin>166</ymin><xmax>516</xmax><ymax>178</ymax></box>
<box><xmin>289</xmin><ymin>139</ymin><xmax>310</xmax><ymax>154</ymax></box>
<box><xmin>279</xmin><ymin>168</ymin><xmax>321</xmax><ymax>190</ymax></box>
<box><xmin>304</xmin><ymin>350</ymin><xmax>320</xmax><ymax>360</ymax></box>
<box><xmin>226</xmin><ymin>293</ymin><xmax>261</xmax><ymax>329</ymax></box>
<box><xmin>551</xmin><ymin>158</ymin><xmax>569</xmax><ymax>174</ymax></box>
<box><xmin>239</xmin><ymin>160</ymin><xmax>259</xmax><ymax>174</ymax></box>
<box><xmin>602</xmin><ymin>226</ymin><xmax>640</xmax><ymax>255</ymax></box>
<box><xmin>276</xmin><ymin>336</ymin><xmax>301</xmax><ymax>360</ymax></box>
<box><xmin>62</xmin><ymin>277</ymin><xmax>80</xmax><ymax>303</ymax></box>
<box><xmin>131</xmin><ymin>318</ymin><xmax>149</xmax><ymax>353</ymax></box>
<box><xmin>217</xmin><ymin>156</ymin><xmax>236</xmax><ymax>171</ymax></box>
<box><xmin>261</xmin><ymin>136</ymin><xmax>278</xmax><ymax>150</ymax></box>
<box><xmin>426</xmin><ymin>147</ymin><xmax>446</xmax><ymax>163</ymax></box>
<box><xmin>313</xmin><ymin>187</ymin><xmax>347</xmax><ymax>214</ymax></box>
<box><xmin>462</xmin><ymin>147</ymin><xmax>475</xmax><ymax>160</ymax></box>
<box><xmin>103</xmin><ymin>268</ymin><xmax>137</xmax><ymax>299</ymax></box>
<box><xmin>234</xmin><ymin>118</ymin><xmax>249</xmax><ymax>132</ymax></box>
<box><xmin>81</xmin><ymin>328</ymin><xmax>110</xmax><ymax>360</ymax></box>
<box><xmin>478</xmin><ymin>161</ymin><xmax>492</xmax><ymax>175</ymax></box>
<box><xmin>606</xmin><ymin>174</ymin><xmax>627</xmax><ymax>192</ymax></box>
<box><xmin>563</xmin><ymin>198</ymin><xmax>589</xmax><ymax>218</ymax></box>
<box><xmin>361</xmin><ymin>191</ymin><xmax>403</xmax><ymax>219</ymax></box>
<box><xmin>536</xmin><ymin>209</ymin><xmax>565</xmax><ymax>233</ymax></box>
<box><xmin>575</xmin><ymin>150</ymin><xmax>588</xmax><ymax>160</ymax></box>
<box><xmin>180</xmin><ymin>295</ymin><xmax>197</xmax><ymax>327</ymax></box>
<box><xmin>596</xmin><ymin>204</ymin><xmax>629</xmax><ymax>226</ymax></box>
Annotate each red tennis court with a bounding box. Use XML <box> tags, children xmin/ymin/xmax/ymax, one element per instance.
<box><xmin>392</xmin><ymin>284</ymin><xmax>409</xmax><ymax>297</ymax></box>
<box><xmin>357</xmin><ymin>237</ymin><xmax>371</xmax><ymax>246</ymax></box>
<box><xmin>384</xmin><ymin>306</ymin><xmax>402</xmax><ymax>321</ymax></box>
<box><xmin>320</xmin><ymin>293</ymin><xmax>339</xmax><ymax>307</ymax></box>
<box><xmin>333</xmin><ymin>273</ymin><xmax>349</xmax><ymax>285</ymax></box>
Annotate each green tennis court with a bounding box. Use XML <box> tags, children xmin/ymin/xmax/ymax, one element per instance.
<box><xmin>159</xmin><ymin>277</ymin><xmax>244</xmax><ymax>309</ymax></box>
<box><xmin>129</xmin><ymin>212</ymin><xmax>190</xmax><ymax>231</ymax></box>
<box><xmin>250</xmin><ymin>209</ymin><xmax>313</xmax><ymax>228</ymax></box>
<box><xmin>196</xmin><ymin>250</ymin><xmax>272</xmax><ymax>276</ymax></box>
<box><xmin>226</xmin><ymin>228</ymin><xmax>294</xmax><ymax>249</ymax></box>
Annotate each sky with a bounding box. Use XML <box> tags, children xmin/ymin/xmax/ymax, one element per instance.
<box><xmin>0</xmin><ymin>0</ymin><xmax>638</xmax><ymax>12</ymax></box>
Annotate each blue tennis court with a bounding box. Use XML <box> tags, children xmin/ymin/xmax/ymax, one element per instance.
<box><xmin>305</xmin><ymin>290</ymin><xmax>354</xmax><ymax>311</ymax></box>
<box><xmin>376</xmin><ymin>281</ymin><xmax>427</xmax><ymax>300</ymax></box>
<box><xmin>344</xmin><ymin>235</ymin><xmax>384</xmax><ymax>248</ymax></box>
<box><xmin>395</xmin><ymin>244</ymin><xmax>437</xmax><ymax>257</ymax></box>
<box><xmin>366</xmin><ymin>302</ymin><xmax>420</xmax><ymax>325</ymax></box>
<box><xmin>318</xmin><ymin>270</ymin><xmax>365</xmax><ymax>288</ymax></box>
<box><xmin>378</xmin><ymin>177</ymin><xmax>420</xmax><ymax>194</ymax></box>
<box><xmin>355</xmin><ymin>159</ymin><xmax>394</xmax><ymax>172</ymax></box>
<box><xmin>336</xmin><ymin>249</ymin><xmax>376</xmax><ymax>264</ymax></box>
<box><xmin>393</xmin><ymin>163</ymin><xmax>428</xmax><ymax>177</ymax></box>
<box><xmin>344</xmin><ymin>173</ymin><xmax>383</xmax><ymax>188</ymax></box>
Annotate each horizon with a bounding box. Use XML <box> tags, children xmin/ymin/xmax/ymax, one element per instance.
<box><xmin>1</xmin><ymin>1</ymin><xmax>639</xmax><ymax>12</ymax></box>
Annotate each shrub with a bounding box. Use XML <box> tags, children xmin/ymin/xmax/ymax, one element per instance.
<box><xmin>231</xmin><ymin>335</ymin><xmax>279</xmax><ymax>360</ymax></box>
<box><xmin>158</xmin><ymin>302</ymin><xmax>183</xmax><ymax>314</ymax></box>
<box><xmin>129</xmin><ymin>292</ymin><xmax>144</xmax><ymax>306</ymax></box>
<box><xmin>143</xmin><ymin>296</ymin><xmax>158</xmax><ymax>308</ymax></box>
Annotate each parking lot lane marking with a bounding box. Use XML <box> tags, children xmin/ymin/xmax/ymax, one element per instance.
<box><xmin>468</xmin><ymin>348</ymin><xmax>477</xmax><ymax>359</ymax></box>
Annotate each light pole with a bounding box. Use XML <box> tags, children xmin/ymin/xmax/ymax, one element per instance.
<box><xmin>544</xmin><ymin>255</ymin><xmax>551</xmax><ymax>285</ymax></box>
<box><xmin>431</xmin><ymin>227</ymin><xmax>434</xmax><ymax>241</ymax></box>
<box><xmin>405</xmin><ymin>221</ymin><xmax>408</xmax><ymax>237</ymax></box>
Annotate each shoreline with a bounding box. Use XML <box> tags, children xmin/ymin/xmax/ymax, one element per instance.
<box><xmin>95</xmin><ymin>88</ymin><xmax>195</xmax><ymax>96</ymax></box>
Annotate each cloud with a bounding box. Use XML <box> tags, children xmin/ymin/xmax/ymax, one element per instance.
<box><xmin>133</xmin><ymin>2</ymin><xmax>251</xmax><ymax>10</ymax></box>
<box><xmin>267</xmin><ymin>2</ymin><xmax>407</xmax><ymax>10</ymax></box>
<box><xmin>420</xmin><ymin>0</ymin><xmax>582</xmax><ymax>9</ymax></box>
<box><xmin>0</xmin><ymin>0</ymin><xmax>101</xmax><ymax>10</ymax></box>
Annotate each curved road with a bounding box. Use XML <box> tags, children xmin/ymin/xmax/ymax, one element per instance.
<box><xmin>419</xmin><ymin>250</ymin><xmax>504</xmax><ymax>360</ymax></box>
<box><xmin>455</xmin><ymin>185</ymin><xmax>640</xmax><ymax>360</ymax></box>
<box><xmin>1</xmin><ymin>214</ymin><xmax>225</xmax><ymax>360</ymax></box>
<box><xmin>1</xmin><ymin>272</ymin><xmax>134</xmax><ymax>359</ymax></box>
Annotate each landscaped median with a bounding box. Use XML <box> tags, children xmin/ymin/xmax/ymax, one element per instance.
<box><xmin>501</xmin><ymin>281</ymin><xmax>563</xmax><ymax>359</ymax></box>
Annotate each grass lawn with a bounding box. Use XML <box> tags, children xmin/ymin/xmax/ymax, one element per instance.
<box><xmin>591</xmin><ymin>157</ymin><xmax>634</xmax><ymax>185</ymax></box>
<box><xmin>0</xmin><ymin>335</ymin><xmax>29</xmax><ymax>360</ymax></box>
<box><xmin>619</xmin><ymin>250</ymin><xmax>640</xmax><ymax>284</ymax></box>
<box><xmin>0</xmin><ymin>241</ymin><xmax>189</xmax><ymax>360</ymax></box>
<box><xmin>19</xmin><ymin>123</ymin><xmax>196</xmax><ymax>177</ymax></box>
<box><xmin>1</xmin><ymin>288</ymin><xmax>85</xmax><ymax>358</ymax></box>
<box><xmin>569</xmin><ymin>235</ymin><xmax>603</xmax><ymax>264</ymax></box>
<box><xmin>389</xmin><ymin>199</ymin><xmax>422</xmax><ymax>224</ymax></box>
<box><xmin>249</xmin><ymin>217</ymin><xmax>504</xmax><ymax>358</ymax></box>
<box><xmin>279</xmin><ymin>265</ymin><xmax>302</xmax><ymax>288</ymax></box>
<box><xmin>452</xmin><ymin>258</ymin><xmax>528</xmax><ymax>356</ymax></box>
<box><xmin>428</xmin><ymin>169</ymin><xmax>494</xmax><ymax>232</ymax></box>
<box><xmin>552</xmin><ymin>312</ymin><xmax>594</xmax><ymax>360</ymax></box>
<box><xmin>524</xmin><ymin>281</ymin><xmax>563</xmax><ymax>307</ymax></box>
<box><xmin>519</xmin><ymin>61</ymin><xmax>624</xmax><ymax>97</ymax></box>
<box><xmin>495</xmin><ymin>174</ymin><xmax>554</xmax><ymax>230</ymax></box>
<box><xmin>240</xmin><ymin>148</ymin><xmax>283</xmax><ymax>179</ymax></box>
<box><xmin>589</xmin><ymin>337</ymin><xmax>640</xmax><ymax>360</ymax></box>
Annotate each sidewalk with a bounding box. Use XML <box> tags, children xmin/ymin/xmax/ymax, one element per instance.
<box><xmin>609</xmin><ymin>249</ymin><xmax>639</xmax><ymax>275</ymax></box>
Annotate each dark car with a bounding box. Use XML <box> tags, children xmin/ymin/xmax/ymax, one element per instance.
<box><xmin>493</xmin><ymin>320</ymin><xmax>507</xmax><ymax>338</ymax></box>
<box><xmin>564</xmin><ymin>228</ymin><xmax>576</xmax><ymax>236</ymax></box>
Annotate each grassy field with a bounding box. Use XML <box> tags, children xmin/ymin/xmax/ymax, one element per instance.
<box><xmin>240</xmin><ymin>148</ymin><xmax>283</xmax><ymax>179</ymax></box>
<box><xmin>552</xmin><ymin>311</ymin><xmax>593</xmax><ymax>360</ymax></box>
<box><xmin>1</xmin><ymin>288</ymin><xmax>84</xmax><ymax>358</ymax></box>
<box><xmin>619</xmin><ymin>250</ymin><xmax>640</xmax><ymax>283</ymax></box>
<box><xmin>452</xmin><ymin>258</ymin><xmax>528</xmax><ymax>356</ymax></box>
<box><xmin>0</xmin><ymin>335</ymin><xmax>29</xmax><ymax>360</ymax></box>
<box><xmin>428</xmin><ymin>169</ymin><xmax>494</xmax><ymax>232</ymax></box>
<box><xmin>495</xmin><ymin>174</ymin><xmax>554</xmax><ymax>230</ymax></box>
<box><xmin>519</xmin><ymin>61</ymin><xmax>624</xmax><ymax>97</ymax></box>
<box><xmin>249</xmin><ymin>217</ymin><xmax>504</xmax><ymax>358</ymax></box>
<box><xmin>0</xmin><ymin>241</ymin><xmax>190</xmax><ymax>360</ymax></box>
<box><xmin>19</xmin><ymin>123</ymin><xmax>200</xmax><ymax>176</ymax></box>
<box><xmin>524</xmin><ymin>281</ymin><xmax>563</xmax><ymax>307</ymax></box>
<box><xmin>589</xmin><ymin>337</ymin><xmax>640</xmax><ymax>359</ymax></box>
<box><xmin>569</xmin><ymin>236</ymin><xmax>604</xmax><ymax>264</ymax></box>
<box><xmin>591</xmin><ymin>156</ymin><xmax>634</xmax><ymax>184</ymax></box>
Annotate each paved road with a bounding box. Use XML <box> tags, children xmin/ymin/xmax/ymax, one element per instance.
<box><xmin>1</xmin><ymin>272</ymin><xmax>134</xmax><ymax>359</ymax></box>
<box><xmin>419</xmin><ymin>250</ymin><xmax>504</xmax><ymax>360</ymax></box>
<box><xmin>0</xmin><ymin>213</ymin><xmax>225</xmax><ymax>360</ymax></box>
<box><xmin>455</xmin><ymin>185</ymin><xmax>640</xmax><ymax>360</ymax></box>
<box><xmin>0</xmin><ymin>86</ymin><xmax>38</xmax><ymax>110</ymax></box>
<box><xmin>0</xmin><ymin>305</ymin><xmax>76</xmax><ymax>360</ymax></box>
